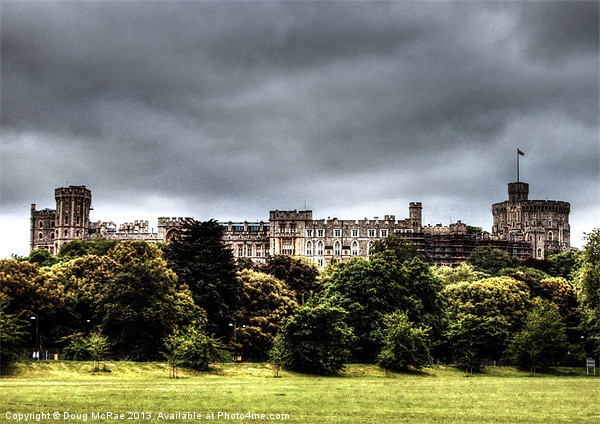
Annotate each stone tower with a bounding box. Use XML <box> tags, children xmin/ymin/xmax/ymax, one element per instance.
<box><xmin>409</xmin><ymin>202</ymin><xmax>423</xmax><ymax>232</ymax></box>
<box><xmin>54</xmin><ymin>186</ymin><xmax>92</xmax><ymax>251</ymax></box>
<box><xmin>492</xmin><ymin>182</ymin><xmax>570</xmax><ymax>259</ymax></box>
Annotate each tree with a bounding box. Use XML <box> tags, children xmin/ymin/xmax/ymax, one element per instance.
<box><xmin>376</xmin><ymin>311</ymin><xmax>431</xmax><ymax>373</ymax></box>
<box><xmin>101</xmin><ymin>241</ymin><xmax>181</xmax><ymax>360</ymax></box>
<box><xmin>323</xmin><ymin>251</ymin><xmax>443</xmax><ymax>363</ymax></box>
<box><xmin>575</xmin><ymin>229</ymin><xmax>600</xmax><ymax>356</ymax></box>
<box><xmin>547</xmin><ymin>249</ymin><xmax>580</xmax><ymax>280</ymax></box>
<box><xmin>444</xmin><ymin>313</ymin><xmax>509</xmax><ymax>375</ymax></box>
<box><xmin>0</xmin><ymin>294</ymin><xmax>27</xmax><ymax>370</ymax></box>
<box><xmin>166</xmin><ymin>219</ymin><xmax>239</xmax><ymax>338</ymax></box>
<box><xmin>369</xmin><ymin>236</ymin><xmax>423</xmax><ymax>262</ymax></box>
<box><xmin>27</xmin><ymin>248</ymin><xmax>58</xmax><ymax>267</ymax></box>
<box><xmin>233</xmin><ymin>269</ymin><xmax>297</xmax><ymax>360</ymax></box>
<box><xmin>163</xmin><ymin>322</ymin><xmax>229</xmax><ymax>376</ymax></box>
<box><xmin>432</xmin><ymin>263</ymin><xmax>488</xmax><ymax>285</ymax></box>
<box><xmin>87</xmin><ymin>331</ymin><xmax>110</xmax><ymax>371</ymax></box>
<box><xmin>443</xmin><ymin>276</ymin><xmax>531</xmax><ymax>333</ymax></box>
<box><xmin>273</xmin><ymin>301</ymin><xmax>354</xmax><ymax>375</ymax></box>
<box><xmin>505</xmin><ymin>299</ymin><xmax>568</xmax><ymax>375</ymax></box>
<box><xmin>466</xmin><ymin>246</ymin><xmax>518</xmax><ymax>276</ymax></box>
<box><xmin>260</xmin><ymin>255</ymin><xmax>321</xmax><ymax>302</ymax></box>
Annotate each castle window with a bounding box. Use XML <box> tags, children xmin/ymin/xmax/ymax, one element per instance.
<box><xmin>334</xmin><ymin>241</ymin><xmax>341</xmax><ymax>256</ymax></box>
<box><xmin>368</xmin><ymin>229</ymin><xmax>376</xmax><ymax>237</ymax></box>
<box><xmin>367</xmin><ymin>241</ymin><xmax>374</xmax><ymax>256</ymax></box>
<box><xmin>51</xmin><ymin>221</ymin><xmax>54</xmax><ymax>227</ymax></box>
<box><xmin>64</xmin><ymin>230</ymin><xmax>68</xmax><ymax>237</ymax></box>
<box><xmin>51</xmin><ymin>233</ymin><xmax>54</xmax><ymax>240</ymax></box>
<box><xmin>76</xmin><ymin>230</ymin><xmax>80</xmax><ymax>237</ymax></box>
<box><xmin>352</xmin><ymin>229</ymin><xmax>359</xmax><ymax>237</ymax></box>
<box><xmin>38</xmin><ymin>233</ymin><xmax>43</xmax><ymax>240</ymax></box>
<box><xmin>306</xmin><ymin>241</ymin><xmax>313</xmax><ymax>256</ymax></box>
<box><xmin>39</xmin><ymin>222</ymin><xmax>43</xmax><ymax>228</ymax></box>
<box><xmin>306</xmin><ymin>229</ymin><xmax>313</xmax><ymax>237</ymax></box>
<box><xmin>548</xmin><ymin>231</ymin><xmax>553</xmax><ymax>241</ymax></box>
<box><xmin>317</xmin><ymin>241</ymin><xmax>324</xmax><ymax>256</ymax></box>
<box><xmin>381</xmin><ymin>229</ymin><xmax>388</xmax><ymax>237</ymax></box>
<box><xmin>238</xmin><ymin>246</ymin><xmax>243</xmax><ymax>257</ymax></box>
<box><xmin>256</xmin><ymin>245</ymin><xmax>262</xmax><ymax>257</ymax></box>
<box><xmin>282</xmin><ymin>241</ymin><xmax>294</xmax><ymax>255</ymax></box>
<box><xmin>537</xmin><ymin>248</ymin><xmax>542</xmax><ymax>258</ymax></box>
<box><xmin>334</xmin><ymin>229</ymin><xmax>342</xmax><ymax>237</ymax></box>
<box><xmin>351</xmin><ymin>241</ymin><xmax>359</xmax><ymax>256</ymax></box>
<box><xmin>318</xmin><ymin>229</ymin><xmax>324</xmax><ymax>237</ymax></box>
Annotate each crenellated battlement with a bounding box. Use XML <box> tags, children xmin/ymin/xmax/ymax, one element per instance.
<box><xmin>157</xmin><ymin>217</ymin><xmax>195</xmax><ymax>227</ymax></box>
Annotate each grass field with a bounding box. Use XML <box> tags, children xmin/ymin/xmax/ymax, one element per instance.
<box><xmin>1</xmin><ymin>362</ymin><xmax>598</xmax><ymax>424</ymax></box>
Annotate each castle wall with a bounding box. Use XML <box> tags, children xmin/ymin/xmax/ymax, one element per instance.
<box><xmin>31</xmin><ymin>183</ymin><xmax>567</xmax><ymax>266</ymax></box>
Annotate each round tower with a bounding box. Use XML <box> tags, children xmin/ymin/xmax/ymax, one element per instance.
<box><xmin>54</xmin><ymin>186</ymin><xmax>92</xmax><ymax>251</ymax></box>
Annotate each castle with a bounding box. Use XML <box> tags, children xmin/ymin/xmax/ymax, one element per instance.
<box><xmin>31</xmin><ymin>182</ymin><xmax>570</xmax><ymax>266</ymax></box>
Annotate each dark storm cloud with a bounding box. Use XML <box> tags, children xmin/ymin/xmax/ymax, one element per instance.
<box><xmin>1</xmin><ymin>1</ymin><xmax>598</xmax><ymax>256</ymax></box>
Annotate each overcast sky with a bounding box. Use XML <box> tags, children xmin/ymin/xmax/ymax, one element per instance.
<box><xmin>1</xmin><ymin>1</ymin><xmax>598</xmax><ymax>258</ymax></box>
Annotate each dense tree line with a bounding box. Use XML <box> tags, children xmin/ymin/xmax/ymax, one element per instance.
<box><xmin>1</xmin><ymin>223</ymin><xmax>598</xmax><ymax>376</ymax></box>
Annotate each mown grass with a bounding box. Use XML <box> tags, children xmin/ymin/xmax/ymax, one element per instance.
<box><xmin>1</xmin><ymin>362</ymin><xmax>598</xmax><ymax>424</ymax></box>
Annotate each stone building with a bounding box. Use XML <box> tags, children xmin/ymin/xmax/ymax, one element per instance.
<box><xmin>492</xmin><ymin>182</ymin><xmax>570</xmax><ymax>259</ymax></box>
<box><xmin>31</xmin><ymin>183</ymin><xmax>570</xmax><ymax>266</ymax></box>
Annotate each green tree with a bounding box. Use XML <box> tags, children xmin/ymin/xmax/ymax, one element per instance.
<box><xmin>260</xmin><ymin>255</ymin><xmax>321</xmax><ymax>302</ymax></box>
<box><xmin>547</xmin><ymin>249</ymin><xmax>580</xmax><ymax>280</ymax></box>
<box><xmin>505</xmin><ymin>299</ymin><xmax>568</xmax><ymax>375</ymax></box>
<box><xmin>101</xmin><ymin>241</ymin><xmax>181</xmax><ymax>360</ymax></box>
<box><xmin>27</xmin><ymin>248</ymin><xmax>58</xmax><ymax>267</ymax></box>
<box><xmin>61</xmin><ymin>332</ymin><xmax>91</xmax><ymax>360</ymax></box>
<box><xmin>443</xmin><ymin>276</ymin><xmax>531</xmax><ymax>333</ymax></box>
<box><xmin>163</xmin><ymin>322</ymin><xmax>228</xmax><ymax>376</ymax></box>
<box><xmin>575</xmin><ymin>229</ymin><xmax>600</xmax><ymax>356</ymax></box>
<box><xmin>369</xmin><ymin>236</ymin><xmax>423</xmax><ymax>261</ymax></box>
<box><xmin>87</xmin><ymin>331</ymin><xmax>110</xmax><ymax>371</ymax></box>
<box><xmin>166</xmin><ymin>219</ymin><xmax>239</xmax><ymax>337</ymax></box>
<box><xmin>324</xmin><ymin>251</ymin><xmax>443</xmax><ymax>363</ymax></box>
<box><xmin>444</xmin><ymin>313</ymin><xmax>509</xmax><ymax>375</ymax></box>
<box><xmin>0</xmin><ymin>294</ymin><xmax>27</xmax><ymax>370</ymax></box>
<box><xmin>432</xmin><ymin>262</ymin><xmax>488</xmax><ymax>285</ymax></box>
<box><xmin>376</xmin><ymin>311</ymin><xmax>431</xmax><ymax>373</ymax></box>
<box><xmin>233</xmin><ymin>269</ymin><xmax>297</xmax><ymax>360</ymax></box>
<box><xmin>467</xmin><ymin>246</ymin><xmax>518</xmax><ymax>276</ymax></box>
<box><xmin>274</xmin><ymin>301</ymin><xmax>354</xmax><ymax>375</ymax></box>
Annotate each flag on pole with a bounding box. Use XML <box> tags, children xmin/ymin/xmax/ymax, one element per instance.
<box><xmin>517</xmin><ymin>148</ymin><xmax>525</xmax><ymax>156</ymax></box>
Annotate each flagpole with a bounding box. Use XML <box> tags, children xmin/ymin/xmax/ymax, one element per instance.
<box><xmin>517</xmin><ymin>148</ymin><xmax>520</xmax><ymax>182</ymax></box>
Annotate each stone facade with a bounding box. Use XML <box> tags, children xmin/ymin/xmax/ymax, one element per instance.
<box><xmin>492</xmin><ymin>182</ymin><xmax>570</xmax><ymax>259</ymax></box>
<box><xmin>31</xmin><ymin>183</ymin><xmax>570</xmax><ymax>266</ymax></box>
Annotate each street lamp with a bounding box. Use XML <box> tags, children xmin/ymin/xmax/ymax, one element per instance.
<box><xmin>30</xmin><ymin>316</ymin><xmax>39</xmax><ymax>360</ymax></box>
<box><xmin>228</xmin><ymin>321</ymin><xmax>246</xmax><ymax>362</ymax></box>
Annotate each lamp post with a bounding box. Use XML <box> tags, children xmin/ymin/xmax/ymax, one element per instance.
<box><xmin>30</xmin><ymin>316</ymin><xmax>39</xmax><ymax>360</ymax></box>
<box><xmin>228</xmin><ymin>321</ymin><xmax>246</xmax><ymax>362</ymax></box>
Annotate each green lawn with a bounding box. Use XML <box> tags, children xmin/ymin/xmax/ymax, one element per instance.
<box><xmin>1</xmin><ymin>362</ymin><xmax>598</xmax><ymax>424</ymax></box>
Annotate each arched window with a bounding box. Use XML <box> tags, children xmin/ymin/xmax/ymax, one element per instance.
<box><xmin>317</xmin><ymin>241</ymin><xmax>324</xmax><ymax>256</ymax></box>
<box><xmin>351</xmin><ymin>241</ymin><xmax>359</xmax><ymax>256</ymax></box>
<box><xmin>548</xmin><ymin>231</ymin><xmax>553</xmax><ymax>241</ymax></box>
<box><xmin>306</xmin><ymin>241</ymin><xmax>313</xmax><ymax>256</ymax></box>
<box><xmin>51</xmin><ymin>233</ymin><xmax>54</xmax><ymax>240</ymax></box>
<box><xmin>76</xmin><ymin>230</ymin><xmax>80</xmax><ymax>237</ymax></box>
<box><xmin>367</xmin><ymin>241</ymin><xmax>373</xmax><ymax>256</ymax></box>
<box><xmin>334</xmin><ymin>241</ymin><xmax>341</xmax><ymax>256</ymax></box>
<box><xmin>38</xmin><ymin>233</ymin><xmax>43</xmax><ymax>240</ymax></box>
<box><xmin>39</xmin><ymin>222</ymin><xmax>43</xmax><ymax>228</ymax></box>
<box><xmin>64</xmin><ymin>230</ymin><xmax>68</xmax><ymax>237</ymax></box>
<box><xmin>537</xmin><ymin>248</ymin><xmax>542</xmax><ymax>258</ymax></box>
